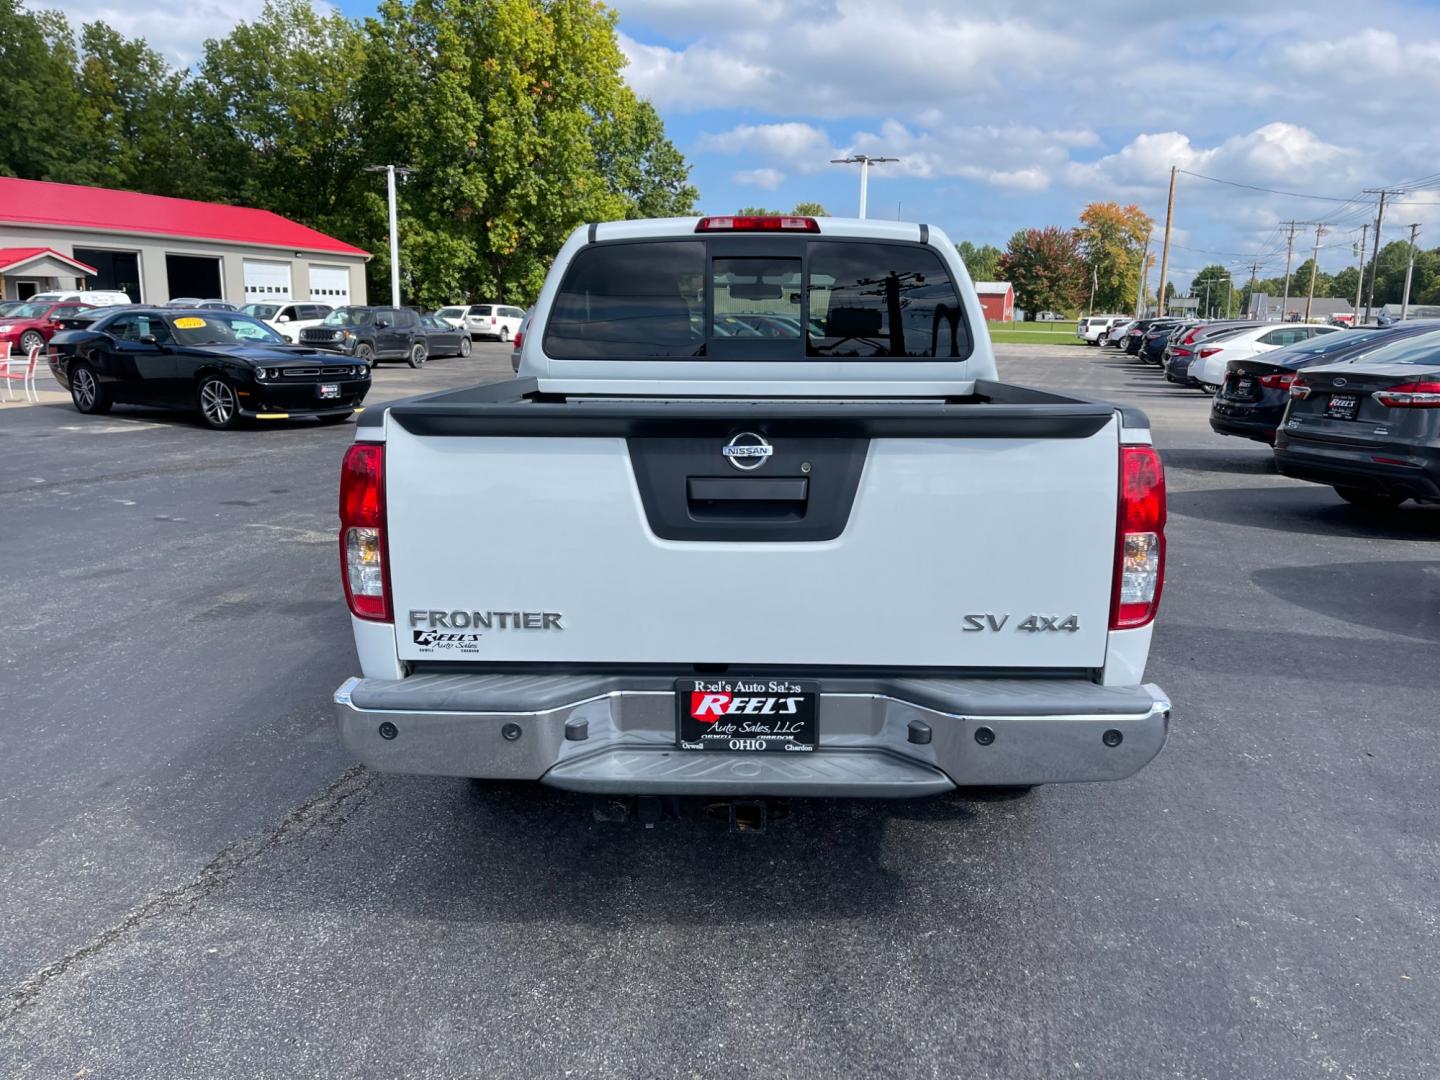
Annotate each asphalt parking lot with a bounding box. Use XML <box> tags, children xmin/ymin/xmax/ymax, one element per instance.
<box><xmin>2</xmin><ymin>340</ymin><xmax>1437</xmax><ymax>1079</ymax></box>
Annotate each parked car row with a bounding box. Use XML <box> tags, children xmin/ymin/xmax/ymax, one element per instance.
<box><xmin>1108</xmin><ymin>312</ymin><xmax>1440</xmax><ymax>510</ymax></box>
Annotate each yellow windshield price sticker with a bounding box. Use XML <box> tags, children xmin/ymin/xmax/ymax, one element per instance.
<box><xmin>174</xmin><ymin>317</ymin><xmax>206</xmax><ymax>329</ymax></box>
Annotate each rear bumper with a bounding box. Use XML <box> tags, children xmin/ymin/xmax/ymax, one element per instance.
<box><xmin>1210</xmin><ymin>403</ymin><xmax>1281</xmax><ymax>443</ymax></box>
<box><xmin>1274</xmin><ymin>437</ymin><xmax>1440</xmax><ymax>499</ymax></box>
<box><xmin>333</xmin><ymin>675</ymin><xmax>1171</xmax><ymax>797</ymax></box>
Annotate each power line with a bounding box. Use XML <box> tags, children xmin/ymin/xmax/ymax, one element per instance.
<box><xmin>1176</xmin><ymin>169</ymin><xmax>1370</xmax><ymax>204</ymax></box>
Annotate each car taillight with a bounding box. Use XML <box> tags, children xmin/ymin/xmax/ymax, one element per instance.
<box><xmin>512</xmin><ymin>328</ymin><xmax>523</xmax><ymax>350</ymax></box>
<box><xmin>1183</xmin><ymin>329</ymin><xmax>1201</xmax><ymax>344</ymax></box>
<box><xmin>1288</xmin><ymin>379</ymin><xmax>1312</xmax><ymax>399</ymax></box>
<box><xmin>1110</xmin><ymin>446</ymin><xmax>1166</xmax><ymax>631</ymax></box>
<box><xmin>339</xmin><ymin>443</ymin><xmax>390</xmax><ymax>622</ymax></box>
<box><xmin>490</xmin><ymin>317</ymin><xmax>496</xmax><ymax>324</ymax></box>
<box><xmin>1258</xmin><ymin>372</ymin><xmax>1297</xmax><ymax>389</ymax></box>
<box><xmin>1198</xmin><ymin>346</ymin><xmax>1222</xmax><ymax>358</ymax></box>
<box><xmin>1173</xmin><ymin>347</ymin><xmax>1192</xmax><ymax>357</ymax></box>
<box><xmin>694</xmin><ymin>216</ymin><xmax>821</xmax><ymax>233</ymax></box>
<box><xmin>1372</xmin><ymin>381</ymin><xmax>1440</xmax><ymax>408</ymax></box>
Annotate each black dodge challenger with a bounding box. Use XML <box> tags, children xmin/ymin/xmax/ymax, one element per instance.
<box><xmin>48</xmin><ymin>307</ymin><xmax>371</xmax><ymax>429</ymax></box>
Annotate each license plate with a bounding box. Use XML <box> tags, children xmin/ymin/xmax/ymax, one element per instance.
<box><xmin>1326</xmin><ymin>393</ymin><xmax>1359</xmax><ymax>419</ymax></box>
<box><xmin>676</xmin><ymin>678</ymin><xmax>818</xmax><ymax>752</ymax></box>
<box><xmin>1234</xmin><ymin>378</ymin><xmax>1253</xmax><ymax>396</ymax></box>
<box><xmin>318</xmin><ymin>383</ymin><xmax>340</xmax><ymax>399</ymax></box>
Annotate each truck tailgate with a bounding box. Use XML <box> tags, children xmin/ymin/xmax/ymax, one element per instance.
<box><xmin>382</xmin><ymin>400</ymin><xmax>1121</xmax><ymax>670</ymax></box>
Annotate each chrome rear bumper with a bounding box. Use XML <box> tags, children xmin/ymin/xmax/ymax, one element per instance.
<box><xmin>334</xmin><ymin>675</ymin><xmax>1171</xmax><ymax>797</ymax></box>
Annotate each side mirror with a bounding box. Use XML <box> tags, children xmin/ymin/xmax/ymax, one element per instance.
<box><xmin>139</xmin><ymin>335</ymin><xmax>159</xmax><ymax>345</ymax></box>
<box><xmin>277</xmin><ymin>314</ymin><xmax>291</xmax><ymax>323</ymax></box>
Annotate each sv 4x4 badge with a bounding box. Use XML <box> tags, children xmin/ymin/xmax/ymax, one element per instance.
<box><xmin>963</xmin><ymin>613</ymin><xmax>1080</xmax><ymax>632</ymax></box>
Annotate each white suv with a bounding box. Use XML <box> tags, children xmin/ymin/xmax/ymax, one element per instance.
<box><xmin>1077</xmin><ymin>315</ymin><xmax>1125</xmax><ymax>345</ymax></box>
<box><xmin>466</xmin><ymin>303</ymin><xmax>525</xmax><ymax>341</ymax></box>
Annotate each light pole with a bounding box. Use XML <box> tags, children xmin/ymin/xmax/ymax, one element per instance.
<box><xmin>364</xmin><ymin>164</ymin><xmax>414</xmax><ymax>307</ymax></box>
<box><xmin>829</xmin><ymin>154</ymin><xmax>898</xmax><ymax>219</ymax></box>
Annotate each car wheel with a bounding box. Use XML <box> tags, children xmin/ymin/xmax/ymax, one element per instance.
<box><xmin>459</xmin><ymin>336</ymin><xmax>472</xmax><ymax>357</ymax></box>
<box><xmin>69</xmin><ymin>362</ymin><xmax>112</xmax><ymax>414</ymax></box>
<box><xmin>196</xmin><ymin>376</ymin><xmax>241</xmax><ymax>430</ymax></box>
<box><xmin>354</xmin><ymin>343</ymin><xmax>375</xmax><ymax>368</ymax></box>
<box><xmin>19</xmin><ymin>330</ymin><xmax>45</xmax><ymax>356</ymax></box>
<box><xmin>407</xmin><ymin>342</ymin><xmax>427</xmax><ymax>368</ymax></box>
<box><xmin>500</xmin><ymin>326</ymin><xmax>511</xmax><ymax>343</ymax></box>
<box><xmin>1334</xmin><ymin>487</ymin><xmax>1405</xmax><ymax>509</ymax></box>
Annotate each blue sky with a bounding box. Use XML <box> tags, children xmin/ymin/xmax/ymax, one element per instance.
<box><xmin>52</xmin><ymin>0</ymin><xmax>1440</xmax><ymax>290</ymax></box>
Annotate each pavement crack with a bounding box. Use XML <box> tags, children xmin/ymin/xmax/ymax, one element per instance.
<box><xmin>0</xmin><ymin>765</ymin><xmax>374</xmax><ymax>1024</ymax></box>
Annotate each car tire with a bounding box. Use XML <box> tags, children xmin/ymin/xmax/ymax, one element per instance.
<box><xmin>407</xmin><ymin>341</ymin><xmax>427</xmax><ymax>368</ymax></box>
<box><xmin>19</xmin><ymin>330</ymin><xmax>45</xmax><ymax>356</ymax></box>
<box><xmin>500</xmin><ymin>326</ymin><xmax>511</xmax><ymax>343</ymax></box>
<box><xmin>459</xmin><ymin>336</ymin><xmax>472</xmax><ymax>357</ymax></box>
<box><xmin>196</xmin><ymin>375</ymin><xmax>241</xmax><ymax>430</ymax></box>
<box><xmin>68</xmin><ymin>362</ymin><xmax>112</xmax><ymax>415</ymax></box>
<box><xmin>1334</xmin><ymin>487</ymin><xmax>1405</xmax><ymax>509</ymax></box>
<box><xmin>354</xmin><ymin>343</ymin><xmax>375</xmax><ymax>368</ymax></box>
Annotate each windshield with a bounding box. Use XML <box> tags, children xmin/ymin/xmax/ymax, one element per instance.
<box><xmin>241</xmin><ymin>304</ymin><xmax>281</xmax><ymax>319</ymax></box>
<box><xmin>3</xmin><ymin>302</ymin><xmax>51</xmax><ymax>320</ymax></box>
<box><xmin>323</xmin><ymin>307</ymin><xmax>373</xmax><ymax>326</ymax></box>
<box><xmin>166</xmin><ymin>312</ymin><xmax>284</xmax><ymax>345</ymax></box>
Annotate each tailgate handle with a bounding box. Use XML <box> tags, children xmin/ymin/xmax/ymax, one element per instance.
<box><xmin>687</xmin><ymin>477</ymin><xmax>808</xmax><ymax>502</ymax></box>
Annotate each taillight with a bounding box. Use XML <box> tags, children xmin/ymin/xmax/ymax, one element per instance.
<box><xmin>1289</xmin><ymin>379</ymin><xmax>1312</xmax><ymax>399</ymax></box>
<box><xmin>339</xmin><ymin>443</ymin><xmax>390</xmax><ymax>622</ymax></box>
<box><xmin>490</xmin><ymin>317</ymin><xmax>496</xmax><ymax>324</ymax></box>
<box><xmin>1372</xmin><ymin>381</ymin><xmax>1440</xmax><ymax>408</ymax></box>
<box><xmin>512</xmin><ymin>328</ymin><xmax>523</xmax><ymax>350</ymax></box>
<box><xmin>1258</xmin><ymin>372</ymin><xmax>1297</xmax><ymax>389</ymax></box>
<box><xmin>1198</xmin><ymin>346</ymin><xmax>1222</xmax><ymax>358</ymax></box>
<box><xmin>694</xmin><ymin>216</ymin><xmax>821</xmax><ymax>233</ymax></box>
<box><xmin>1110</xmin><ymin>446</ymin><xmax>1166</xmax><ymax>630</ymax></box>
<box><xmin>1182</xmin><ymin>328</ymin><xmax>1202</xmax><ymax>344</ymax></box>
<box><xmin>1172</xmin><ymin>347</ymin><xmax>1192</xmax><ymax>357</ymax></box>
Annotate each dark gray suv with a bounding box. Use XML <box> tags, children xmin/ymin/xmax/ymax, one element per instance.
<box><xmin>299</xmin><ymin>306</ymin><xmax>429</xmax><ymax>368</ymax></box>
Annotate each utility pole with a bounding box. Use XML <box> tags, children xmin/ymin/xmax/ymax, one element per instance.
<box><xmin>1246</xmin><ymin>260</ymin><xmax>1260</xmax><ymax>319</ymax></box>
<box><xmin>1088</xmin><ymin>262</ymin><xmax>1098</xmax><ymax>316</ymax></box>
<box><xmin>1362</xmin><ymin>188</ymin><xmax>1404</xmax><ymax>324</ymax></box>
<box><xmin>1401</xmin><ymin>223</ymin><xmax>1421</xmax><ymax>321</ymax></box>
<box><xmin>1224</xmin><ymin>272</ymin><xmax>1234</xmax><ymax>319</ymax></box>
<box><xmin>829</xmin><ymin>154</ymin><xmax>898</xmax><ymax>219</ymax></box>
<box><xmin>1304</xmin><ymin>223</ymin><xmax>1327</xmax><ymax>321</ymax></box>
<box><xmin>1352</xmin><ymin>223</ymin><xmax>1369</xmax><ymax>325</ymax></box>
<box><xmin>1134</xmin><ymin>228</ymin><xmax>1151</xmax><ymax>317</ymax></box>
<box><xmin>1279</xmin><ymin>220</ymin><xmax>1301</xmax><ymax>322</ymax></box>
<box><xmin>363</xmin><ymin>164</ymin><xmax>415</xmax><ymax>307</ymax></box>
<box><xmin>1201</xmin><ymin>278</ymin><xmax>1212</xmax><ymax>318</ymax></box>
<box><xmin>1156</xmin><ymin>165</ymin><xmax>1177</xmax><ymax>320</ymax></box>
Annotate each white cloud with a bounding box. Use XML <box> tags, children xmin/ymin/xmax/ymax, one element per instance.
<box><xmin>43</xmin><ymin>0</ymin><xmax>271</xmax><ymax>65</ymax></box>
<box><xmin>733</xmin><ymin>167</ymin><xmax>785</xmax><ymax>190</ymax></box>
<box><xmin>697</xmin><ymin>122</ymin><xmax>835</xmax><ymax>169</ymax></box>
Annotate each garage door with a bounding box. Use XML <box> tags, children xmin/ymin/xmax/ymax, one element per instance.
<box><xmin>243</xmin><ymin>259</ymin><xmax>293</xmax><ymax>304</ymax></box>
<box><xmin>309</xmin><ymin>265</ymin><xmax>350</xmax><ymax>305</ymax></box>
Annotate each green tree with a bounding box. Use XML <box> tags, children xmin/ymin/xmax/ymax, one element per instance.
<box><xmin>77</xmin><ymin>23</ymin><xmax>210</xmax><ymax>197</ymax></box>
<box><xmin>1329</xmin><ymin>266</ymin><xmax>1360</xmax><ymax>302</ymax></box>
<box><xmin>790</xmin><ymin>201</ymin><xmax>829</xmax><ymax>217</ymax></box>
<box><xmin>595</xmin><ymin>99</ymin><xmax>698</xmax><ymax>219</ymax></box>
<box><xmin>194</xmin><ymin>0</ymin><xmax>371</xmax><ymax>239</ymax></box>
<box><xmin>997</xmin><ymin>226</ymin><xmax>1085</xmax><ymax>319</ymax></box>
<box><xmin>0</xmin><ymin>1</ymin><xmax>90</xmax><ymax>182</ymax></box>
<box><xmin>737</xmin><ymin>206</ymin><xmax>786</xmax><ymax>216</ymax></box>
<box><xmin>1289</xmin><ymin>258</ymin><xmax>1333</xmax><ymax>308</ymax></box>
<box><xmin>956</xmin><ymin>240</ymin><xmax>1002</xmax><ymax>282</ymax></box>
<box><xmin>1076</xmin><ymin>202</ymin><xmax>1151</xmax><ymax>313</ymax></box>
<box><xmin>1188</xmin><ymin>265</ymin><xmax>1234</xmax><ymax>318</ymax></box>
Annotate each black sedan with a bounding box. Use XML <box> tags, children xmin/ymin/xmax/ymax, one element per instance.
<box><xmin>418</xmin><ymin>314</ymin><xmax>472</xmax><ymax>358</ymax></box>
<box><xmin>1209</xmin><ymin>326</ymin><xmax>1409</xmax><ymax>444</ymax></box>
<box><xmin>48</xmin><ymin>307</ymin><xmax>371</xmax><ymax>430</ymax></box>
<box><xmin>1274</xmin><ymin>326</ymin><xmax>1440</xmax><ymax>508</ymax></box>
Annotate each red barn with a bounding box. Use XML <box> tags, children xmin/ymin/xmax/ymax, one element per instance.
<box><xmin>974</xmin><ymin>281</ymin><xmax>1014</xmax><ymax>322</ymax></box>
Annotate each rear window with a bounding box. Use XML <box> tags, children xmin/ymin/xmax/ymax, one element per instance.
<box><xmin>472</xmin><ymin>306</ymin><xmax>493</xmax><ymax>316</ymax></box>
<box><xmin>543</xmin><ymin>238</ymin><xmax>969</xmax><ymax>361</ymax></box>
<box><xmin>1337</xmin><ymin>327</ymin><xmax>1440</xmax><ymax>366</ymax></box>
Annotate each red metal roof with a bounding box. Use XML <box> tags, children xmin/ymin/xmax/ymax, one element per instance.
<box><xmin>0</xmin><ymin>246</ymin><xmax>98</xmax><ymax>274</ymax></box>
<box><xmin>0</xmin><ymin>177</ymin><xmax>368</xmax><ymax>257</ymax></box>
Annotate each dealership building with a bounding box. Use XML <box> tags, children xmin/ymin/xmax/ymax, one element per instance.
<box><xmin>0</xmin><ymin>177</ymin><xmax>368</xmax><ymax>307</ymax></box>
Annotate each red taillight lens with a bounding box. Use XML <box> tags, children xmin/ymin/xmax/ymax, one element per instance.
<box><xmin>1372</xmin><ymin>381</ymin><xmax>1440</xmax><ymax>408</ymax></box>
<box><xmin>1289</xmin><ymin>379</ymin><xmax>1312</xmax><ymax>399</ymax></box>
<box><xmin>1110</xmin><ymin>446</ymin><xmax>1166</xmax><ymax>630</ymax></box>
<box><xmin>1173</xmin><ymin>347</ymin><xmax>1192</xmax><ymax>357</ymax></box>
<box><xmin>1258</xmin><ymin>372</ymin><xmax>1297</xmax><ymax>389</ymax></box>
<box><xmin>512</xmin><ymin>328</ymin><xmax>523</xmax><ymax>350</ymax></box>
<box><xmin>1198</xmin><ymin>346</ymin><xmax>1222</xmax><ymax>358</ymax></box>
<box><xmin>339</xmin><ymin>443</ymin><xmax>390</xmax><ymax>622</ymax></box>
<box><xmin>694</xmin><ymin>216</ymin><xmax>821</xmax><ymax>233</ymax></box>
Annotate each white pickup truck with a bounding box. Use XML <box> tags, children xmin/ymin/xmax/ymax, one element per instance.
<box><xmin>333</xmin><ymin>215</ymin><xmax>1170</xmax><ymax>809</ymax></box>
